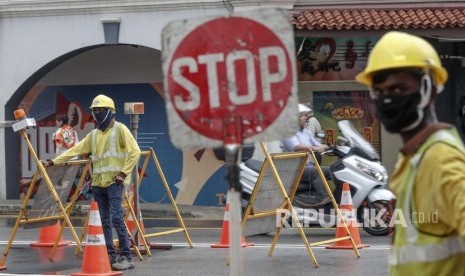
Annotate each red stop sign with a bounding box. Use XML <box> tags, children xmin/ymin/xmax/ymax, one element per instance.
<box><xmin>166</xmin><ymin>16</ymin><xmax>293</xmax><ymax>141</ymax></box>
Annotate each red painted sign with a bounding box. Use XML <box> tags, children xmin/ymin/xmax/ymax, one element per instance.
<box><xmin>163</xmin><ymin>9</ymin><xmax>298</xmax><ymax>148</ymax></box>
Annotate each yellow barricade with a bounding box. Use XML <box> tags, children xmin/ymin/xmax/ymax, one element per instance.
<box><xmin>0</xmin><ymin>129</ymin><xmax>89</xmax><ymax>270</ymax></box>
<box><xmin>241</xmin><ymin>142</ymin><xmax>360</xmax><ymax>268</ymax></box>
<box><xmin>131</xmin><ymin>148</ymin><xmax>193</xmax><ymax>250</ymax></box>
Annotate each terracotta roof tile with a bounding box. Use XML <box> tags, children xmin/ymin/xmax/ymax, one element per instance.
<box><xmin>292</xmin><ymin>8</ymin><xmax>465</xmax><ymax>31</ymax></box>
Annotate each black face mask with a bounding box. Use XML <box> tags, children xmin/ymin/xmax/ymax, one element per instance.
<box><xmin>92</xmin><ymin>108</ymin><xmax>114</xmax><ymax>131</ymax></box>
<box><xmin>374</xmin><ymin>92</ymin><xmax>422</xmax><ymax>133</ymax></box>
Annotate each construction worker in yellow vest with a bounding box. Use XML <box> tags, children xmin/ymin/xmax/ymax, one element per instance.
<box><xmin>356</xmin><ymin>31</ymin><xmax>465</xmax><ymax>275</ymax></box>
<box><xmin>41</xmin><ymin>94</ymin><xmax>141</xmax><ymax>271</ymax></box>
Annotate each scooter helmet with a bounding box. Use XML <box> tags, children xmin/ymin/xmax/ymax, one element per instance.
<box><xmin>299</xmin><ymin>103</ymin><xmax>311</xmax><ymax>116</ymax></box>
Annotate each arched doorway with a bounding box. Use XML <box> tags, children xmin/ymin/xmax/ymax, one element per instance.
<box><xmin>5</xmin><ymin>44</ymin><xmax>228</xmax><ymax>205</ymax></box>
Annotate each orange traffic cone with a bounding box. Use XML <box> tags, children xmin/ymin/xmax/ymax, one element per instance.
<box><xmin>211</xmin><ymin>195</ymin><xmax>254</xmax><ymax>248</ymax></box>
<box><xmin>326</xmin><ymin>183</ymin><xmax>369</xmax><ymax>249</ymax></box>
<box><xmin>72</xmin><ymin>201</ymin><xmax>122</xmax><ymax>276</ymax></box>
<box><xmin>126</xmin><ymin>211</ymin><xmax>138</xmax><ymax>237</ymax></box>
<box><xmin>30</xmin><ymin>221</ymin><xmax>71</xmax><ymax>247</ymax></box>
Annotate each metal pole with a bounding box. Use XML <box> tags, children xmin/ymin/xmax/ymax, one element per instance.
<box><xmin>222</xmin><ymin>115</ymin><xmax>244</xmax><ymax>276</ymax></box>
<box><xmin>225</xmin><ymin>144</ymin><xmax>243</xmax><ymax>276</ymax></box>
<box><xmin>130</xmin><ymin>114</ymin><xmax>140</xmax><ymax>246</ymax></box>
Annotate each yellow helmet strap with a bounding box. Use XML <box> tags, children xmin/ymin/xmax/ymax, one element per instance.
<box><xmin>418</xmin><ymin>73</ymin><xmax>432</xmax><ymax>109</ymax></box>
<box><xmin>399</xmin><ymin>74</ymin><xmax>432</xmax><ymax>132</ymax></box>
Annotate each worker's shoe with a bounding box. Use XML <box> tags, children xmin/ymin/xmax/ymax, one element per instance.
<box><xmin>109</xmin><ymin>253</ymin><xmax>119</xmax><ymax>265</ymax></box>
<box><xmin>111</xmin><ymin>255</ymin><xmax>135</xmax><ymax>271</ymax></box>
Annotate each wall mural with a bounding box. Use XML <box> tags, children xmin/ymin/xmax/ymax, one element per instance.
<box><xmin>312</xmin><ymin>90</ymin><xmax>381</xmax><ymax>158</ymax></box>
<box><xmin>18</xmin><ymin>84</ymin><xmax>228</xmax><ymax>206</ymax></box>
<box><xmin>295</xmin><ymin>36</ymin><xmax>381</xmax><ymax>160</ymax></box>
<box><xmin>295</xmin><ymin>36</ymin><xmax>378</xmax><ymax>81</ymax></box>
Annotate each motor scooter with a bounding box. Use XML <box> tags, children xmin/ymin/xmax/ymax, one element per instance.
<box><xmin>239</xmin><ymin>120</ymin><xmax>395</xmax><ymax>236</ymax></box>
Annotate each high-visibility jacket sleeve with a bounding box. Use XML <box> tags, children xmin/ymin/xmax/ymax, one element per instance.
<box><xmin>52</xmin><ymin>133</ymin><xmax>92</xmax><ymax>164</ymax></box>
<box><xmin>417</xmin><ymin>143</ymin><xmax>465</xmax><ymax>237</ymax></box>
<box><xmin>437</xmin><ymin>146</ymin><xmax>465</xmax><ymax>238</ymax></box>
<box><xmin>118</xmin><ymin>124</ymin><xmax>141</xmax><ymax>176</ymax></box>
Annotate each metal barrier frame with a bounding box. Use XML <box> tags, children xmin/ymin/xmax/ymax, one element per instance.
<box><xmin>78</xmin><ymin>146</ymin><xmax>195</xmax><ymax>258</ymax></box>
<box><xmin>241</xmin><ymin>142</ymin><xmax>360</xmax><ymax>268</ymax></box>
<box><xmin>133</xmin><ymin>148</ymin><xmax>193</xmax><ymax>248</ymax></box>
<box><xmin>0</xmin><ymin>130</ymin><xmax>89</xmax><ymax>270</ymax></box>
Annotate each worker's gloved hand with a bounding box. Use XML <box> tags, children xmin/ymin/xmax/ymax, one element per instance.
<box><xmin>114</xmin><ymin>172</ymin><xmax>127</xmax><ymax>185</ymax></box>
<box><xmin>40</xmin><ymin>160</ymin><xmax>54</xmax><ymax>167</ymax></box>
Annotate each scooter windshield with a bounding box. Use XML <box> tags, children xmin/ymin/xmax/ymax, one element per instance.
<box><xmin>338</xmin><ymin>120</ymin><xmax>380</xmax><ymax>161</ymax></box>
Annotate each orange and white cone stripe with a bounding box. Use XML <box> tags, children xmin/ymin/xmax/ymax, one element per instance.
<box><xmin>72</xmin><ymin>201</ymin><xmax>122</xmax><ymax>275</ymax></box>
<box><xmin>85</xmin><ymin>206</ymin><xmax>106</xmax><ymax>246</ymax></box>
<box><xmin>126</xmin><ymin>212</ymin><xmax>136</xmax><ymax>237</ymax></box>
<box><xmin>339</xmin><ymin>187</ymin><xmax>356</xmax><ymax>227</ymax></box>
<box><xmin>326</xmin><ymin>183</ymin><xmax>369</xmax><ymax>250</ymax></box>
<box><xmin>211</xmin><ymin>194</ymin><xmax>253</xmax><ymax>248</ymax></box>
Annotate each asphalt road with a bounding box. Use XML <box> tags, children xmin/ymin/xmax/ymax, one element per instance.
<box><xmin>0</xmin><ymin>216</ymin><xmax>391</xmax><ymax>275</ymax></box>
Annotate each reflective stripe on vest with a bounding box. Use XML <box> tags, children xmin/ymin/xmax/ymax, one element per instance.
<box><xmin>93</xmin><ymin>165</ymin><xmax>124</xmax><ymax>174</ymax></box>
<box><xmin>390</xmin><ymin>235</ymin><xmax>465</xmax><ymax>265</ymax></box>
<box><xmin>90</xmin><ymin>123</ymin><xmax>127</xmax><ymax>174</ymax></box>
<box><xmin>389</xmin><ymin>129</ymin><xmax>465</xmax><ymax>266</ymax></box>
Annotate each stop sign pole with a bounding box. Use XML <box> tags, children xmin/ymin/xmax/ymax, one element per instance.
<box><xmin>223</xmin><ymin>115</ymin><xmax>243</xmax><ymax>191</ymax></box>
<box><xmin>222</xmin><ymin>115</ymin><xmax>243</xmax><ymax>275</ymax></box>
<box><xmin>162</xmin><ymin>8</ymin><xmax>299</xmax><ymax>275</ymax></box>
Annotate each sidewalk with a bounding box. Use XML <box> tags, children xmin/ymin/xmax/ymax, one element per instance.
<box><xmin>0</xmin><ymin>199</ymin><xmax>225</xmax><ymax>220</ymax></box>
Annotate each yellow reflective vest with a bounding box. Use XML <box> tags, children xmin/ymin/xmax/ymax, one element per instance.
<box><xmin>389</xmin><ymin>128</ymin><xmax>465</xmax><ymax>275</ymax></box>
<box><xmin>53</xmin><ymin>121</ymin><xmax>141</xmax><ymax>188</ymax></box>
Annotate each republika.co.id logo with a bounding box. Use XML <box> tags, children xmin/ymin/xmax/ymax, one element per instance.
<box><xmin>276</xmin><ymin>207</ymin><xmax>438</xmax><ymax>228</ymax></box>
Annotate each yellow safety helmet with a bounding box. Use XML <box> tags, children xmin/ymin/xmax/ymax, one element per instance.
<box><xmin>356</xmin><ymin>31</ymin><xmax>448</xmax><ymax>87</ymax></box>
<box><xmin>90</xmin><ymin>94</ymin><xmax>115</xmax><ymax>111</ymax></box>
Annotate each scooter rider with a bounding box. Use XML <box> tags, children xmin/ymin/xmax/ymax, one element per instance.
<box><xmin>304</xmin><ymin>103</ymin><xmax>323</xmax><ymax>143</ymax></box>
<box><xmin>280</xmin><ymin>103</ymin><xmax>331</xmax><ymax>205</ymax></box>
<box><xmin>356</xmin><ymin>31</ymin><xmax>465</xmax><ymax>275</ymax></box>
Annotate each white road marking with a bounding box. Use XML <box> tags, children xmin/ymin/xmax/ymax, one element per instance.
<box><xmin>0</xmin><ymin>241</ymin><xmax>391</xmax><ymax>250</ymax></box>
